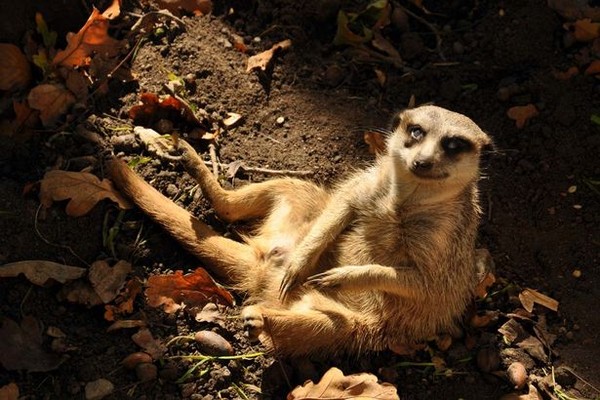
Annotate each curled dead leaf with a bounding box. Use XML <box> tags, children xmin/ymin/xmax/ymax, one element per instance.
<box><xmin>52</xmin><ymin>8</ymin><xmax>122</xmax><ymax>67</ymax></box>
<box><xmin>288</xmin><ymin>367</ymin><xmax>399</xmax><ymax>400</ymax></box>
<box><xmin>102</xmin><ymin>0</ymin><xmax>121</xmax><ymax>19</ymax></box>
<box><xmin>106</xmin><ymin>319</ymin><xmax>146</xmax><ymax>332</ymax></box>
<box><xmin>156</xmin><ymin>0</ymin><xmax>213</xmax><ymax>16</ymax></box>
<box><xmin>553</xmin><ymin>66</ymin><xmax>579</xmax><ymax>80</ymax></box>
<box><xmin>27</xmin><ymin>84</ymin><xmax>76</xmax><ymax>127</ymax></box>
<box><xmin>145</xmin><ymin>268</ymin><xmax>234</xmax><ymax>313</ymax></box>
<box><xmin>39</xmin><ymin>170</ymin><xmax>132</xmax><ymax>217</ymax></box>
<box><xmin>0</xmin><ymin>260</ymin><xmax>86</xmax><ymax>286</ymax></box>
<box><xmin>0</xmin><ymin>44</ymin><xmax>32</xmax><ymax>91</ymax></box>
<box><xmin>507</xmin><ymin>104</ymin><xmax>539</xmax><ymax>129</ymax></box>
<box><xmin>247</xmin><ymin>39</ymin><xmax>292</xmax><ymax>72</ymax></box>
<box><xmin>59</xmin><ymin>280</ymin><xmax>103</xmax><ymax>307</ymax></box>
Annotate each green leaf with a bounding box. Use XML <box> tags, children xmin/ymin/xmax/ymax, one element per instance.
<box><xmin>35</xmin><ymin>13</ymin><xmax>57</xmax><ymax>49</ymax></box>
<box><xmin>590</xmin><ymin>114</ymin><xmax>600</xmax><ymax>126</ymax></box>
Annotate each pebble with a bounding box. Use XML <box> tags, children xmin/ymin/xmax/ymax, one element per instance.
<box><xmin>122</xmin><ymin>352</ymin><xmax>153</xmax><ymax>370</ymax></box>
<box><xmin>507</xmin><ymin>362</ymin><xmax>527</xmax><ymax>389</ymax></box>
<box><xmin>476</xmin><ymin>347</ymin><xmax>501</xmax><ymax>372</ymax></box>
<box><xmin>85</xmin><ymin>379</ymin><xmax>114</xmax><ymax>400</ymax></box>
<box><xmin>110</xmin><ymin>134</ymin><xmax>138</xmax><ymax>151</ymax></box>
<box><xmin>453</xmin><ymin>41</ymin><xmax>465</xmax><ymax>55</ymax></box>
<box><xmin>194</xmin><ymin>331</ymin><xmax>234</xmax><ymax>356</ymax></box>
<box><xmin>165</xmin><ymin>184</ymin><xmax>179</xmax><ymax>197</ymax></box>
<box><xmin>276</xmin><ymin>116</ymin><xmax>286</xmax><ymax>126</ymax></box>
<box><xmin>136</xmin><ymin>362</ymin><xmax>158</xmax><ymax>382</ymax></box>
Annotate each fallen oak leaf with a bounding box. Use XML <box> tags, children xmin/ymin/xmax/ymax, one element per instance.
<box><xmin>585</xmin><ymin>59</ymin><xmax>600</xmax><ymax>75</ymax></box>
<box><xmin>145</xmin><ymin>268</ymin><xmax>234</xmax><ymax>313</ymax></box>
<box><xmin>104</xmin><ymin>278</ymin><xmax>143</xmax><ymax>321</ymax></box>
<box><xmin>0</xmin><ymin>44</ymin><xmax>32</xmax><ymax>91</ymax></box>
<box><xmin>52</xmin><ymin>8</ymin><xmax>121</xmax><ymax>68</ymax></box>
<box><xmin>568</xmin><ymin>18</ymin><xmax>600</xmax><ymax>42</ymax></box>
<box><xmin>102</xmin><ymin>0</ymin><xmax>121</xmax><ymax>19</ymax></box>
<box><xmin>156</xmin><ymin>0</ymin><xmax>213</xmax><ymax>16</ymax></box>
<box><xmin>131</xmin><ymin>328</ymin><xmax>165</xmax><ymax>359</ymax></box>
<box><xmin>0</xmin><ymin>316</ymin><xmax>64</xmax><ymax>372</ymax></box>
<box><xmin>247</xmin><ymin>39</ymin><xmax>292</xmax><ymax>72</ymax></box>
<box><xmin>507</xmin><ymin>104</ymin><xmax>539</xmax><ymax>129</ymax></box>
<box><xmin>39</xmin><ymin>170</ymin><xmax>132</xmax><ymax>217</ymax></box>
<box><xmin>0</xmin><ymin>383</ymin><xmax>19</xmax><ymax>400</ymax></box>
<box><xmin>27</xmin><ymin>83</ymin><xmax>76</xmax><ymax>127</ymax></box>
<box><xmin>288</xmin><ymin>367</ymin><xmax>399</xmax><ymax>400</ymax></box>
<box><xmin>89</xmin><ymin>260</ymin><xmax>132</xmax><ymax>303</ymax></box>
<box><xmin>518</xmin><ymin>288</ymin><xmax>559</xmax><ymax>313</ymax></box>
<box><xmin>58</xmin><ymin>280</ymin><xmax>103</xmax><ymax>307</ymax></box>
<box><xmin>0</xmin><ymin>260</ymin><xmax>86</xmax><ymax>286</ymax></box>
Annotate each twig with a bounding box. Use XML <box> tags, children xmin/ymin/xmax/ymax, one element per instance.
<box><xmin>204</xmin><ymin>160</ymin><xmax>313</xmax><ymax>177</ymax></box>
<box><xmin>208</xmin><ymin>143</ymin><xmax>219</xmax><ymax>177</ymax></box>
<box><xmin>34</xmin><ymin>205</ymin><xmax>89</xmax><ymax>267</ymax></box>
<box><xmin>398</xmin><ymin>4</ymin><xmax>445</xmax><ymax>61</ymax></box>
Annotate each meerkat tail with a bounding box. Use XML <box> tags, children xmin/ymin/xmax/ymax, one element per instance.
<box><xmin>106</xmin><ymin>159</ymin><xmax>255</xmax><ymax>282</ymax></box>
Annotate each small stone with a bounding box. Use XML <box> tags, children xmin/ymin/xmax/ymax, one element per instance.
<box><xmin>507</xmin><ymin>362</ymin><xmax>527</xmax><ymax>389</ymax></box>
<box><xmin>85</xmin><ymin>378</ymin><xmax>114</xmax><ymax>400</ymax></box>
<box><xmin>323</xmin><ymin>65</ymin><xmax>344</xmax><ymax>87</ymax></box>
<box><xmin>276</xmin><ymin>116</ymin><xmax>286</xmax><ymax>126</ymax></box>
<box><xmin>567</xmin><ymin>185</ymin><xmax>577</xmax><ymax>193</ymax></box>
<box><xmin>252</xmin><ymin>37</ymin><xmax>261</xmax><ymax>44</ymax></box>
<box><xmin>477</xmin><ymin>347</ymin><xmax>501</xmax><ymax>372</ymax></box>
<box><xmin>554</xmin><ymin>366</ymin><xmax>577</xmax><ymax>388</ymax></box>
<box><xmin>572</xmin><ymin>269</ymin><xmax>582</xmax><ymax>278</ymax></box>
<box><xmin>453</xmin><ymin>41</ymin><xmax>465</xmax><ymax>55</ymax></box>
<box><xmin>566</xmin><ymin>331</ymin><xmax>574</xmax><ymax>340</ymax></box>
<box><xmin>194</xmin><ymin>331</ymin><xmax>234</xmax><ymax>356</ymax></box>
<box><xmin>165</xmin><ymin>184</ymin><xmax>179</xmax><ymax>197</ymax></box>
<box><xmin>110</xmin><ymin>134</ymin><xmax>138</xmax><ymax>151</ymax></box>
<box><xmin>136</xmin><ymin>362</ymin><xmax>158</xmax><ymax>382</ymax></box>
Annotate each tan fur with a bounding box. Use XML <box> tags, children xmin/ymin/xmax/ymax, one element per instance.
<box><xmin>107</xmin><ymin>105</ymin><xmax>492</xmax><ymax>357</ymax></box>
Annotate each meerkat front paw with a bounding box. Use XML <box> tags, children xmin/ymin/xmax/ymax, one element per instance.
<box><xmin>241</xmin><ymin>305</ymin><xmax>264</xmax><ymax>342</ymax></box>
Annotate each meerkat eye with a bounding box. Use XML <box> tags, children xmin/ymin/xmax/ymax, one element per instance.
<box><xmin>442</xmin><ymin>137</ymin><xmax>472</xmax><ymax>156</ymax></box>
<box><xmin>408</xmin><ymin>125</ymin><xmax>425</xmax><ymax>140</ymax></box>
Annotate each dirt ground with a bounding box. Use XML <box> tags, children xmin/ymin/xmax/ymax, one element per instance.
<box><xmin>0</xmin><ymin>0</ymin><xmax>599</xmax><ymax>399</ymax></box>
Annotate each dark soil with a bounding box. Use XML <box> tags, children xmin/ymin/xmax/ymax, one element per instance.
<box><xmin>1</xmin><ymin>0</ymin><xmax>599</xmax><ymax>399</ymax></box>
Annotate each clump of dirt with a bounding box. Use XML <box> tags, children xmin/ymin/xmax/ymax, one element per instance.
<box><xmin>1</xmin><ymin>0</ymin><xmax>599</xmax><ymax>399</ymax></box>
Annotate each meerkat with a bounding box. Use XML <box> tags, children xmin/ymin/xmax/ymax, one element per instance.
<box><xmin>107</xmin><ymin>105</ymin><xmax>492</xmax><ymax>357</ymax></box>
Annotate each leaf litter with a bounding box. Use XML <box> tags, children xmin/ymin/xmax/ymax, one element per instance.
<box><xmin>0</xmin><ymin>316</ymin><xmax>64</xmax><ymax>372</ymax></box>
<box><xmin>39</xmin><ymin>170</ymin><xmax>133</xmax><ymax>217</ymax></box>
<box><xmin>0</xmin><ymin>260</ymin><xmax>86</xmax><ymax>286</ymax></box>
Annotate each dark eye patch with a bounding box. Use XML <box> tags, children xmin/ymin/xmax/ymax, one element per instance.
<box><xmin>442</xmin><ymin>136</ymin><xmax>472</xmax><ymax>156</ymax></box>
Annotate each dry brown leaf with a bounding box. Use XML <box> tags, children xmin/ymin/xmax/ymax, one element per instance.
<box><xmin>39</xmin><ymin>170</ymin><xmax>132</xmax><ymax>217</ymax></box>
<box><xmin>0</xmin><ymin>44</ymin><xmax>32</xmax><ymax>91</ymax></box>
<box><xmin>193</xmin><ymin>303</ymin><xmax>226</xmax><ymax>326</ymax></box>
<box><xmin>517</xmin><ymin>336</ymin><xmax>548</xmax><ymax>363</ymax></box>
<box><xmin>571</xmin><ymin>18</ymin><xmax>600</xmax><ymax>42</ymax></box>
<box><xmin>156</xmin><ymin>0</ymin><xmax>213</xmax><ymax>15</ymax></box>
<box><xmin>89</xmin><ymin>260</ymin><xmax>132</xmax><ymax>303</ymax></box>
<box><xmin>0</xmin><ymin>383</ymin><xmax>19</xmax><ymax>400</ymax></box>
<box><xmin>52</xmin><ymin>8</ymin><xmax>121</xmax><ymax>68</ymax></box>
<box><xmin>0</xmin><ymin>260</ymin><xmax>86</xmax><ymax>286</ymax></box>
<box><xmin>247</xmin><ymin>39</ymin><xmax>292</xmax><ymax>72</ymax></box>
<box><xmin>518</xmin><ymin>288</ymin><xmax>559</xmax><ymax>313</ymax></box>
<box><xmin>27</xmin><ymin>83</ymin><xmax>76</xmax><ymax>127</ymax></box>
<box><xmin>0</xmin><ymin>316</ymin><xmax>64</xmax><ymax>372</ymax></box>
<box><xmin>498</xmin><ymin>319</ymin><xmax>527</xmax><ymax>344</ymax></box>
<box><xmin>145</xmin><ymin>268</ymin><xmax>234</xmax><ymax>313</ymax></box>
<box><xmin>585</xmin><ymin>59</ymin><xmax>600</xmax><ymax>75</ymax></box>
<box><xmin>507</xmin><ymin>104</ymin><xmax>539</xmax><ymax>129</ymax></box>
<box><xmin>553</xmin><ymin>66</ymin><xmax>579</xmax><ymax>80</ymax></box>
<box><xmin>104</xmin><ymin>278</ymin><xmax>143</xmax><ymax>321</ymax></box>
<box><xmin>364</xmin><ymin>131</ymin><xmax>387</xmax><ymax>155</ymax></box>
<box><xmin>106</xmin><ymin>319</ymin><xmax>146</xmax><ymax>332</ymax></box>
<box><xmin>129</xmin><ymin>92</ymin><xmax>202</xmax><ymax>128</ymax></box>
<box><xmin>288</xmin><ymin>367</ymin><xmax>399</xmax><ymax>400</ymax></box>
<box><xmin>131</xmin><ymin>328</ymin><xmax>165</xmax><ymax>359</ymax></box>
<box><xmin>64</xmin><ymin>69</ymin><xmax>89</xmax><ymax>100</ymax></box>
<box><xmin>548</xmin><ymin>0</ymin><xmax>600</xmax><ymax>20</ymax></box>
<box><xmin>475</xmin><ymin>272</ymin><xmax>496</xmax><ymax>299</ymax></box>
<box><xmin>59</xmin><ymin>280</ymin><xmax>103</xmax><ymax>307</ymax></box>
<box><xmin>102</xmin><ymin>0</ymin><xmax>121</xmax><ymax>19</ymax></box>
<box><xmin>470</xmin><ymin>310</ymin><xmax>500</xmax><ymax>328</ymax></box>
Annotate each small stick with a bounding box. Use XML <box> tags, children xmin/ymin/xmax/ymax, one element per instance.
<box><xmin>203</xmin><ymin>160</ymin><xmax>313</xmax><ymax>177</ymax></box>
<box><xmin>208</xmin><ymin>143</ymin><xmax>219</xmax><ymax>177</ymax></box>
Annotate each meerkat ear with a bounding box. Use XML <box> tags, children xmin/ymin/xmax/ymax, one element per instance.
<box><xmin>407</xmin><ymin>94</ymin><xmax>416</xmax><ymax>109</ymax></box>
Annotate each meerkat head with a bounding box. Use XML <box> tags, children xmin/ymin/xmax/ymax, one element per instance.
<box><xmin>386</xmin><ymin>105</ymin><xmax>492</xmax><ymax>187</ymax></box>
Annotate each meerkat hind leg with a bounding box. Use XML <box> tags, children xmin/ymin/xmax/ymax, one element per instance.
<box><xmin>179</xmin><ymin>139</ymin><xmax>318</xmax><ymax>223</ymax></box>
<box><xmin>241</xmin><ymin>300</ymin><xmax>363</xmax><ymax>357</ymax></box>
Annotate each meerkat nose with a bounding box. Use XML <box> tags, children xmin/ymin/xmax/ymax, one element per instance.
<box><xmin>412</xmin><ymin>159</ymin><xmax>433</xmax><ymax>171</ymax></box>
